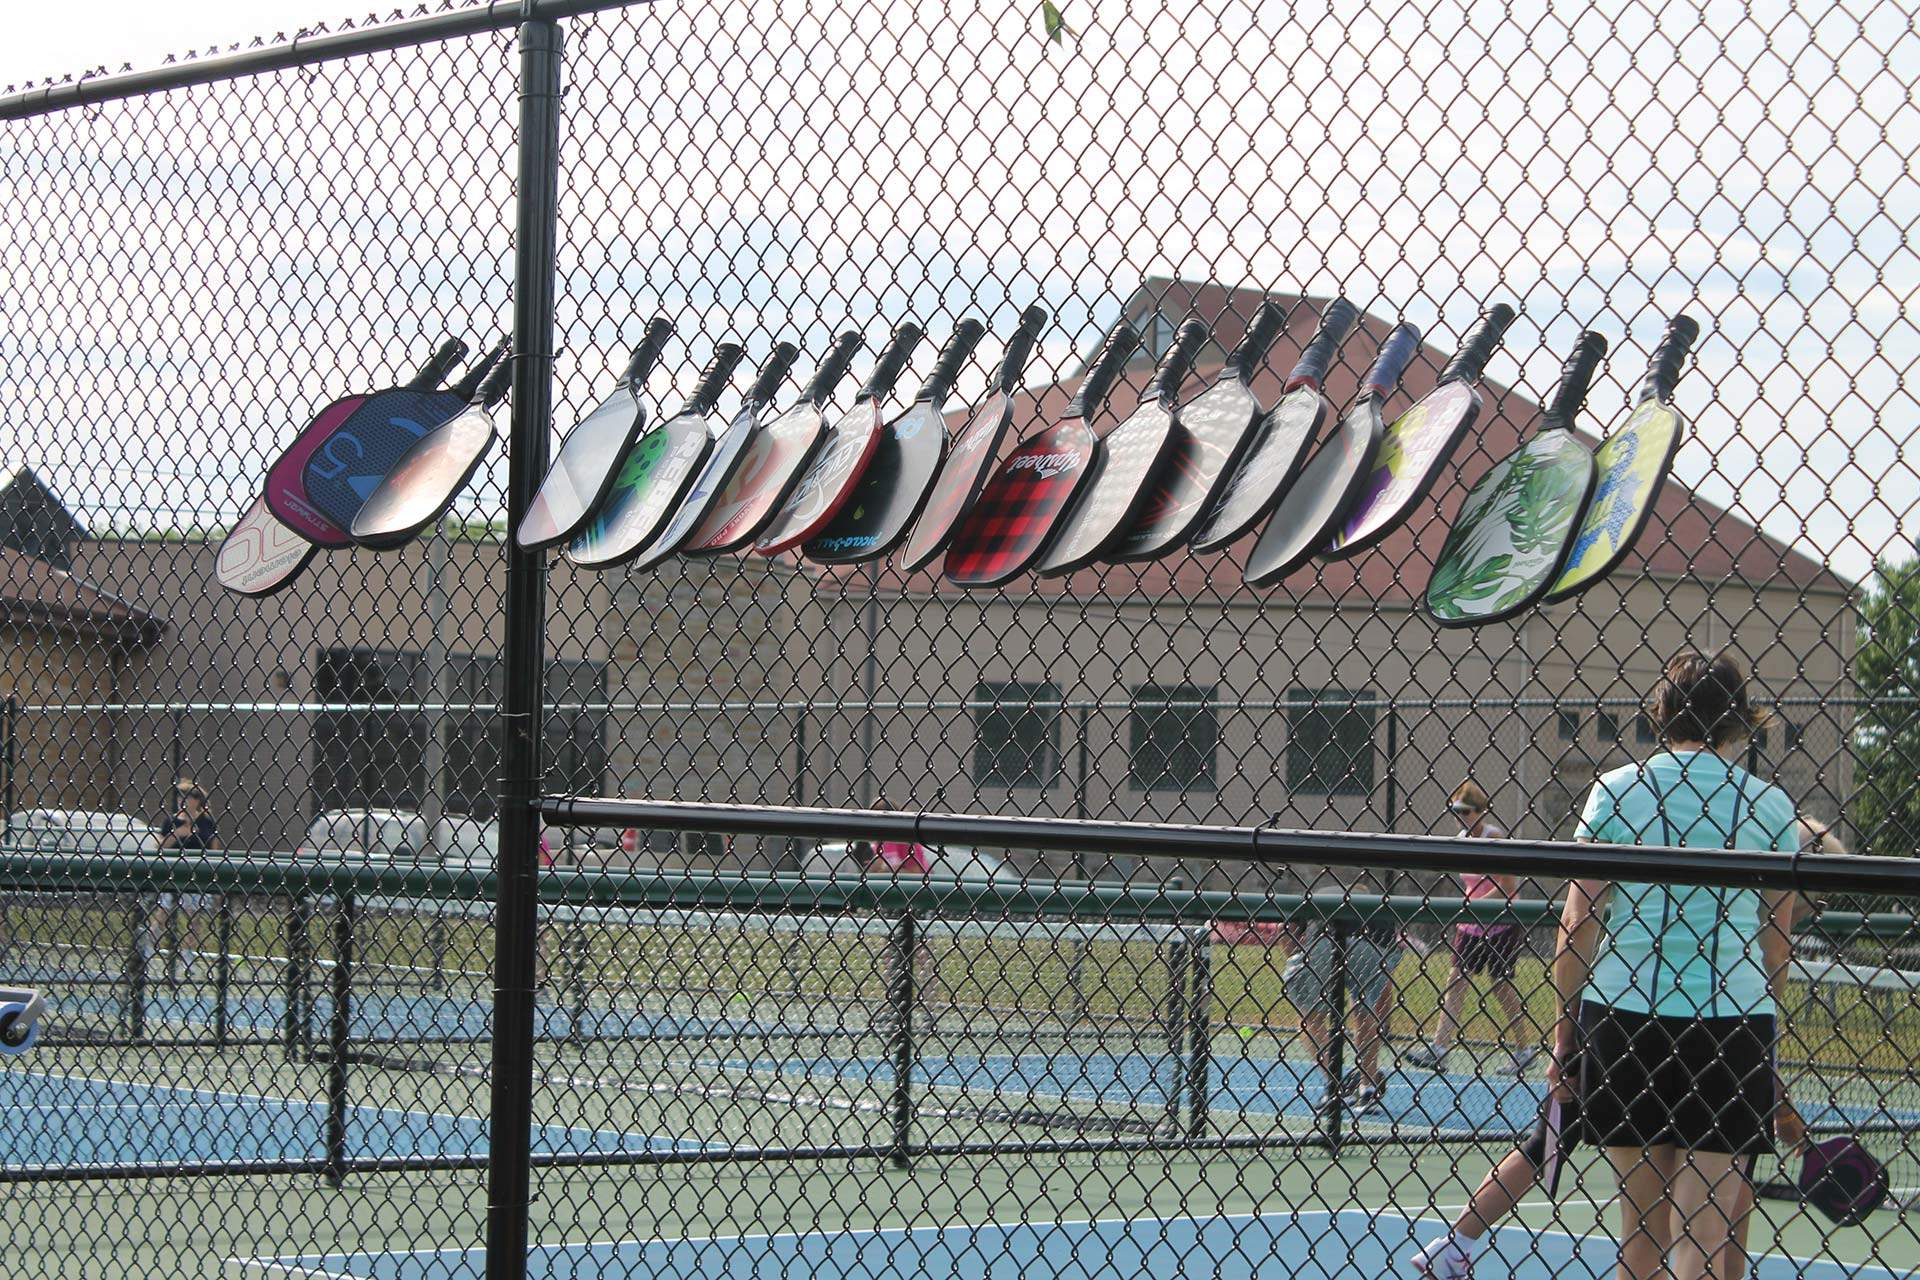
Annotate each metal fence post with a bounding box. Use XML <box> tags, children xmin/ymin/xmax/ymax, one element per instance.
<box><xmin>485</xmin><ymin>7</ymin><xmax>561</xmax><ymax>1279</ymax></box>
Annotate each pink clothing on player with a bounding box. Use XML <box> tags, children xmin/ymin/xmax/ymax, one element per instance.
<box><xmin>874</xmin><ymin>840</ymin><xmax>933</xmax><ymax>873</ymax></box>
<box><xmin>1456</xmin><ymin>821</ymin><xmax>1510</xmax><ymax>937</ymax></box>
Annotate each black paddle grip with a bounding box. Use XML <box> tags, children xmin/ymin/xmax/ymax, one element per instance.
<box><xmin>1228</xmin><ymin>299</ymin><xmax>1289</xmax><ymax>377</ymax></box>
<box><xmin>1543</xmin><ymin>330</ymin><xmax>1608</xmax><ymax>429</ymax></box>
<box><xmin>1067</xmin><ymin>321</ymin><xmax>1141</xmax><ymax>418</ymax></box>
<box><xmin>1363</xmin><ymin>324</ymin><xmax>1422</xmax><ymax>399</ymax></box>
<box><xmin>745</xmin><ymin>342</ymin><xmax>800</xmax><ymax>410</ymax></box>
<box><xmin>860</xmin><ymin>323</ymin><xmax>924</xmax><ymax>401</ymax></box>
<box><xmin>1439</xmin><ymin>302</ymin><xmax>1517</xmax><ymax>385</ymax></box>
<box><xmin>805</xmin><ymin>330</ymin><xmax>865</xmax><ymax>406</ymax></box>
<box><xmin>688</xmin><ymin>342</ymin><xmax>747</xmax><ymax>414</ymax></box>
<box><xmin>1640</xmin><ymin>314</ymin><xmax>1701</xmax><ymax>406</ymax></box>
<box><xmin>409</xmin><ymin>337</ymin><xmax>470</xmax><ymax>390</ymax></box>
<box><xmin>1291</xmin><ymin>299</ymin><xmax>1358</xmax><ymax>389</ymax></box>
<box><xmin>621</xmin><ymin>318</ymin><xmax>675</xmax><ymax>386</ymax></box>
<box><xmin>1153</xmin><ymin>318</ymin><xmax>1210</xmax><ymax>403</ymax></box>
<box><xmin>997</xmin><ymin>304</ymin><xmax>1049</xmax><ymax>392</ymax></box>
<box><xmin>478</xmin><ymin>342</ymin><xmax>515</xmax><ymax>408</ymax></box>
<box><xmin>920</xmin><ymin>318</ymin><xmax>986</xmax><ymax>404</ymax></box>
<box><xmin>452</xmin><ymin>337</ymin><xmax>510</xmax><ymax>400</ymax></box>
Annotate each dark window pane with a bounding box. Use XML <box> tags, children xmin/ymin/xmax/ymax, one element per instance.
<box><xmin>1635</xmin><ymin>713</ymin><xmax>1657</xmax><ymax>744</ymax></box>
<box><xmin>1285</xmin><ymin>687</ymin><xmax>1376</xmax><ymax>797</ymax></box>
<box><xmin>1598</xmin><ymin>710</ymin><xmax>1621</xmax><ymax>742</ymax></box>
<box><xmin>1129</xmin><ymin>684</ymin><xmax>1217</xmax><ymax>792</ymax></box>
<box><xmin>313</xmin><ymin>648</ymin><xmax>427</xmax><ymax>814</ymax></box>
<box><xmin>973</xmin><ymin>681</ymin><xmax>1061</xmax><ymax>789</ymax></box>
<box><xmin>1557</xmin><ymin>710</ymin><xmax>1580</xmax><ymax>740</ymax></box>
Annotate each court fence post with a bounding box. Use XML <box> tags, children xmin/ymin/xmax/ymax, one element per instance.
<box><xmin>1325</xmin><ymin>918</ymin><xmax>1349</xmax><ymax>1156</ymax></box>
<box><xmin>214</xmin><ymin>892</ymin><xmax>233</xmax><ymax>1048</ymax></box>
<box><xmin>1185</xmin><ymin>927</ymin><xmax>1212</xmax><ymax>1138</ymax></box>
<box><xmin>1164</xmin><ymin>929</ymin><xmax>1193</xmax><ymax>1135</ymax></box>
<box><xmin>887</xmin><ymin>909</ymin><xmax>918</xmax><ymax>1168</ymax></box>
<box><xmin>486</xmin><ymin>8</ymin><xmax>562</xmax><ymax>1279</ymax></box>
<box><xmin>323</xmin><ymin>887</ymin><xmax>356</xmax><ymax>1188</ymax></box>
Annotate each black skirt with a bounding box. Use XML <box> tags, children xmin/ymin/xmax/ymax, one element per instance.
<box><xmin>1575</xmin><ymin>1001</ymin><xmax>1776</xmax><ymax>1154</ymax></box>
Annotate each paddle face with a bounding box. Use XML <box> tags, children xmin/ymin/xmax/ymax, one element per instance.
<box><xmin>1037</xmin><ymin>400</ymin><xmax>1179</xmax><ymax>576</ymax></box>
<box><xmin>1190</xmin><ymin>387</ymin><xmax>1329</xmax><ymax>553</ymax></box>
<box><xmin>754</xmin><ymin>400</ymin><xmax>884</xmax><ymax>555</ymax></box>
<box><xmin>1325</xmin><ymin>382</ymin><xmax>1480</xmax><ymax>558</ymax></box>
<box><xmin>944</xmin><ymin>416</ymin><xmax>1098</xmax><ymax>586</ymax></box>
<box><xmin>300</xmin><ymin>386</ymin><xmax>467</xmax><ymax>531</ymax></box>
<box><xmin>516</xmin><ymin>382</ymin><xmax>645</xmax><ymax>550</ymax></box>
<box><xmin>683</xmin><ymin>403</ymin><xmax>829</xmax><ymax>554</ymax></box>
<box><xmin>215</xmin><ymin>496</ymin><xmax>318</xmax><ymax>596</ymax></box>
<box><xmin>1425</xmin><ymin>431</ymin><xmax>1596</xmax><ymax>626</ymax></box>
<box><xmin>1108</xmin><ymin>377</ymin><xmax>1261</xmax><ymax>561</ymax></box>
<box><xmin>349</xmin><ymin>405</ymin><xmax>497</xmax><ymax>549</ymax></box>
<box><xmin>566</xmin><ymin>414</ymin><xmax>714</xmax><ymax>569</ymax></box>
<box><xmin>627</xmin><ymin>404</ymin><xmax>762</xmax><ymax>571</ymax></box>
<box><xmin>898</xmin><ymin>388</ymin><xmax>1016</xmax><ymax>573</ymax></box>
<box><xmin>805</xmin><ymin>399</ymin><xmax>949</xmax><ymax>563</ymax></box>
<box><xmin>1544</xmin><ymin>400</ymin><xmax>1683</xmax><ymax>602</ymax></box>
<box><xmin>1246</xmin><ymin>403</ymin><xmax>1383</xmax><ymax>587</ymax></box>
<box><xmin>263</xmin><ymin>394</ymin><xmax>366</xmax><ymax>547</ymax></box>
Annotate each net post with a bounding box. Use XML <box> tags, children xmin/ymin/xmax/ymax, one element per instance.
<box><xmin>1185</xmin><ymin>926</ymin><xmax>1212</xmax><ymax>1138</ymax></box>
<box><xmin>322</xmin><ymin>887</ymin><xmax>356</xmax><ymax>1188</ymax></box>
<box><xmin>1163</xmin><ymin>929</ymin><xmax>1192</xmax><ymax>1135</ymax></box>
<box><xmin>487</xmin><ymin>9</ymin><xmax>562</xmax><ymax>1278</ymax></box>
<box><xmin>886</xmin><ymin>909</ymin><xmax>918</xmax><ymax>1168</ymax></box>
<box><xmin>1325</xmin><ymin>918</ymin><xmax>1350</xmax><ymax>1155</ymax></box>
<box><xmin>213</xmin><ymin>891</ymin><xmax>233</xmax><ymax>1048</ymax></box>
<box><xmin>125</xmin><ymin>893</ymin><xmax>149</xmax><ymax>1041</ymax></box>
<box><xmin>284</xmin><ymin>890</ymin><xmax>312</xmax><ymax>1061</ymax></box>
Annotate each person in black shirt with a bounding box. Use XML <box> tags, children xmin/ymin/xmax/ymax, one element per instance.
<box><xmin>150</xmin><ymin>782</ymin><xmax>218</xmax><ymax>976</ymax></box>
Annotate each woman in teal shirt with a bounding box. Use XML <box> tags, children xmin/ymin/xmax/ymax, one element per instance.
<box><xmin>1548</xmin><ymin>651</ymin><xmax>1800</xmax><ymax>1280</ymax></box>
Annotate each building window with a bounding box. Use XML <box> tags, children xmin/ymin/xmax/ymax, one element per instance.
<box><xmin>1597</xmin><ymin>710</ymin><xmax>1621</xmax><ymax>743</ymax></box>
<box><xmin>314</xmin><ymin>648</ymin><xmax>428</xmax><ymax>813</ymax></box>
<box><xmin>1557</xmin><ymin>710</ymin><xmax>1580</xmax><ymax>740</ymax></box>
<box><xmin>973</xmin><ymin>681</ymin><xmax>1062</xmax><ymax>789</ymax></box>
<box><xmin>1286</xmin><ymin>688</ymin><xmax>1376</xmax><ymax>797</ymax></box>
<box><xmin>1635</xmin><ymin>713</ymin><xmax>1657</xmax><ymax>744</ymax></box>
<box><xmin>444</xmin><ymin>656</ymin><xmax>610</xmax><ymax>820</ymax></box>
<box><xmin>1129</xmin><ymin>684</ymin><xmax>1218</xmax><ymax>793</ymax></box>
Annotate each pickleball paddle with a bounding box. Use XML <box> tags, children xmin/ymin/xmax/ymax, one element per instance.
<box><xmin>350</xmin><ymin>343</ymin><xmax>516</xmax><ymax>549</ymax></box>
<box><xmin>680</xmin><ymin>331</ymin><xmax>865</xmax><ymax>556</ymax></box>
<box><xmin>264</xmin><ymin>338</ymin><xmax>467</xmax><ymax>546</ymax></box>
<box><xmin>1542</xmin><ymin>314</ymin><xmax>1700</xmax><ymax>603</ymax></box>
<box><xmin>1244</xmin><ymin>323</ymin><xmax>1421</xmax><ymax>587</ymax></box>
<box><xmin>214</xmin><ymin>496</ymin><xmax>318</xmax><ymax>597</ymax></box>
<box><xmin>1036</xmin><ymin>316</ymin><xmax>1208</xmax><ymax>576</ymax></box>
<box><xmin>1324</xmin><ymin>302</ymin><xmax>1516</xmax><ymax>559</ymax></box>
<box><xmin>515</xmin><ymin>318</ymin><xmax>674</xmax><ymax>551</ymax></box>
<box><xmin>898</xmin><ymin>304</ymin><xmax>1049</xmax><ymax>574</ymax></box>
<box><xmin>1425</xmin><ymin>330</ymin><xmax>1607</xmax><ymax>626</ymax></box>
<box><xmin>943</xmin><ymin>321</ymin><xmax>1141</xmax><ymax>588</ymax></box>
<box><xmin>754</xmin><ymin>323</ymin><xmax>923</xmax><ymax>557</ymax></box>
<box><xmin>1191</xmin><ymin>299</ymin><xmax>1359</xmax><ymax>552</ymax></box>
<box><xmin>565</xmin><ymin>342</ymin><xmax>747</xmax><ymax>570</ymax></box>
<box><xmin>804</xmin><ymin>319</ymin><xmax>986</xmax><ymax>564</ymax></box>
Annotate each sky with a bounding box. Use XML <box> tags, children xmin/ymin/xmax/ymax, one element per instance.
<box><xmin>2</xmin><ymin>0</ymin><xmax>1915</xmax><ymax>581</ymax></box>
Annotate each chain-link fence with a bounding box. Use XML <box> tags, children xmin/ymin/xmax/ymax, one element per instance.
<box><xmin>2</xmin><ymin>0</ymin><xmax>1917</xmax><ymax>1276</ymax></box>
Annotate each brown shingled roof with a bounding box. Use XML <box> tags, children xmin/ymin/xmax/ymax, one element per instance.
<box><xmin>810</xmin><ymin>278</ymin><xmax>1847</xmax><ymax>602</ymax></box>
<box><xmin>1</xmin><ymin>544</ymin><xmax>165</xmax><ymax>644</ymax></box>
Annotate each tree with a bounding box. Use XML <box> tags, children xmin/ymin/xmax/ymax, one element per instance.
<box><xmin>1853</xmin><ymin>554</ymin><xmax>1920</xmax><ymax>858</ymax></box>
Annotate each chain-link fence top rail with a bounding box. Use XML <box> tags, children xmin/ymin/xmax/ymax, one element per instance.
<box><xmin>2</xmin><ymin>1</ymin><xmax>1919</xmax><ymax>1279</ymax></box>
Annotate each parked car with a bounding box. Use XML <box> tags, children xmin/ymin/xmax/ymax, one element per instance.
<box><xmin>801</xmin><ymin>840</ymin><xmax>1017</xmax><ymax>881</ymax></box>
<box><xmin>4</xmin><ymin>808</ymin><xmax>154</xmax><ymax>854</ymax></box>
<box><xmin>296</xmin><ymin>809</ymin><xmax>426</xmax><ymax>863</ymax></box>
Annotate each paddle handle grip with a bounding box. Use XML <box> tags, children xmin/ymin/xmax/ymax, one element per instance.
<box><xmin>997</xmin><ymin>304</ymin><xmax>1049</xmax><ymax>392</ymax></box>
<box><xmin>1439</xmin><ymin>302</ymin><xmax>1517</xmax><ymax>385</ymax></box>
<box><xmin>478</xmin><ymin>342</ymin><xmax>515</xmax><ymax>408</ymax></box>
<box><xmin>687</xmin><ymin>342</ymin><xmax>746</xmax><ymax>415</ymax></box>
<box><xmin>1543</xmin><ymin>330</ymin><xmax>1608</xmax><ymax>430</ymax></box>
<box><xmin>805</xmin><ymin>330</ymin><xmax>865</xmax><ymax>406</ymax></box>
<box><xmin>409</xmin><ymin>337</ymin><xmax>470</xmax><ymax>390</ymax></box>
<box><xmin>860</xmin><ymin>323</ymin><xmax>924</xmax><ymax>402</ymax></box>
<box><xmin>744</xmin><ymin>342</ymin><xmax>800</xmax><ymax>411</ymax></box>
<box><xmin>1640</xmin><ymin>314</ymin><xmax>1701</xmax><ymax>405</ymax></box>
<box><xmin>1152</xmin><ymin>317</ymin><xmax>1210</xmax><ymax>404</ymax></box>
<box><xmin>452</xmin><ymin>337</ymin><xmax>511</xmax><ymax>400</ymax></box>
<box><xmin>920</xmin><ymin>318</ymin><xmax>986</xmax><ymax>405</ymax></box>
<box><xmin>1362</xmin><ymin>323</ymin><xmax>1422</xmax><ymax>399</ymax></box>
<box><xmin>1288</xmin><ymin>298</ymin><xmax>1357</xmax><ymax>390</ymax></box>
<box><xmin>1228</xmin><ymin>299</ymin><xmax>1289</xmax><ymax>377</ymax></box>
<box><xmin>620</xmin><ymin>318</ymin><xmax>675</xmax><ymax>387</ymax></box>
<box><xmin>1067</xmin><ymin>321</ymin><xmax>1141</xmax><ymax>418</ymax></box>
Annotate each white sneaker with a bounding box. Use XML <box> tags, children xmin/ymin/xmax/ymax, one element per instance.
<box><xmin>1407</xmin><ymin>1236</ymin><xmax>1473</xmax><ymax>1279</ymax></box>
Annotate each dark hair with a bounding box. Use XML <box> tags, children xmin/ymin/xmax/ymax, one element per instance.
<box><xmin>1645</xmin><ymin>650</ymin><xmax>1771</xmax><ymax>748</ymax></box>
<box><xmin>180</xmin><ymin>783</ymin><xmax>209</xmax><ymax>811</ymax></box>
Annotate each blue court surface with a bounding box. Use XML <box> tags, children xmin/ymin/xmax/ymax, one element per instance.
<box><xmin>229</xmin><ymin>1209</ymin><xmax>1901</xmax><ymax>1279</ymax></box>
<box><xmin>0</xmin><ymin>1069</ymin><xmax>705</xmax><ymax>1171</ymax></box>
